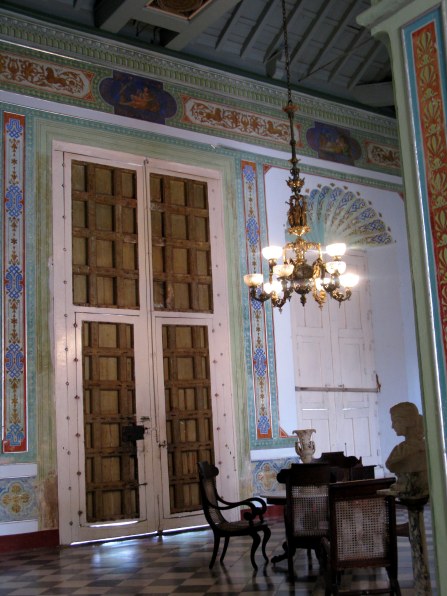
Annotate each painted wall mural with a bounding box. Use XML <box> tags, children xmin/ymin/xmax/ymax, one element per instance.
<box><xmin>2</xmin><ymin>112</ymin><xmax>27</xmax><ymax>452</ymax></box>
<box><xmin>365</xmin><ymin>141</ymin><xmax>400</xmax><ymax>169</ymax></box>
<box><xmin>100</xmin><ymin>72</ymin><xmax>177</xmax><ymax>123</ymax></box>
<box><xmin>182</xmin><ymin>96</ymin><xmax>300</xmax><ymax>146</ymax></box>
<box><xmin>0</xmin><ymin>50</ymin><xmax>95</xmax><ymax>101</ymax></box>
<box><xmin>307</xmin><ymin>122</ymin><xmax>361</xmax><ymax>166</ymax></box>
<box><xmin>405</xmin><ymin>9</ymin><xmax>447</xmax><ymax>428</ymax></box>
<box><xmin>0</xmin><ymin>35</ymin><xmax>401</xmax><ymax>175</ymax></box>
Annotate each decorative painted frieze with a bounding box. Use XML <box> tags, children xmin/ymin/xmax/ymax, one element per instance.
<box><xmin>0</xmin><ymin>50</ymin><xmax>95</xmax><ymax>101</ymax></box>
<box><xmin>0</xmin><ymin>11</ymin><xmax>401</xmax><ymax>174</ymax></box>
<box><xmin>182</xmin><ymin>96</ymin><xmax>301</xmax><ymax>146</ymax></box>
<box><xmin>364</xmin><ymin>141</ymin><xmax>400</xmax><ymax>169</ymax></box>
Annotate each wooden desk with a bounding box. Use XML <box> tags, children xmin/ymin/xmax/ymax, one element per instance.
<box><xmin>262</xmin><ymin>492</ymin><xmax>285</xmax><ymax>506</ymax></box>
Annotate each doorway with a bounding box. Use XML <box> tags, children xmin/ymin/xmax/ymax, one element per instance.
<box><xmin>52</xmin><ymin>145</ymin><xmax>237</xmax><ymax>543</ymax></box>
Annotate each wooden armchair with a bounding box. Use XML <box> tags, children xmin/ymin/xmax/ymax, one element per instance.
<box><xmin>278</xmin><ymin>463</ymin><xmax>331</xmax><ymax>579</ymax></box>
<box><xmin>322</xmin><ymin>477</ymin><xmax>401</xmax><ymax>595</ymax></box>
<box><xmin>197</xmin><ymin>461</ymin><xmax>271</xmax><ymax>570</ymax></box>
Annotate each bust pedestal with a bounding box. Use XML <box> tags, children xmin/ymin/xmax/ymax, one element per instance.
<box><xmin>398</xmin><ymin>494</ymin><xmax>431</xmax><ymax>596</ymax></box>
<box><xmin>379</xmin><ymin>489</ymin><xmax>431</xmax><ymax>595</ymax></box>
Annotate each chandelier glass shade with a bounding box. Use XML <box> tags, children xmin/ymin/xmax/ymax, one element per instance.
<box><xmin>243</xmin><ymin>0</ymin><xmax>359</xmax><ymax>311</ymax></box>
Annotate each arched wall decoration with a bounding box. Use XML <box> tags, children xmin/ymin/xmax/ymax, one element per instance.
<box><xmin>243</xmin><ymin>172</ymin><xmax>394</xmax><ymax>450</ymax></box>
<box><xmin>305</xmin><ymin>184</ymin><xmax>394</xmax><ymax>247</ymax></box>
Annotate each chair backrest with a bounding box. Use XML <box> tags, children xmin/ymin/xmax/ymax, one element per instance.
<box><xmin>328</xmin><ymin>477</ymin><xmax>397</xmax><ymax>571</ymax></box>
<box><xmin>197</xmin><ymin>461</ymin><xmax>226</xmax><ymax>526</ymax></box>
<box><xmin>283</xmin><ymin>463</ymin><xmax>331</xmax><ymax>538</ymax></box>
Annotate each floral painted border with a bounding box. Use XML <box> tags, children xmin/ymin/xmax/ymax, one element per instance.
<box><xmin>2</xmin><ymin>112</ymin><xmax>27</xmax><ymax>452</ymax></box>
<box><xmin>405</xmin><ymin>9</ymin><xmax>447</xmax><ymax>428</ymax></box>
<box><xmin>242</xmin><ymin>161</ymin><xmax>273</xmax><ymax>440</ymax></box>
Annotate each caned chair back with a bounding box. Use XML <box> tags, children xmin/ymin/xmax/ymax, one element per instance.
<box><xmin>324</xmin><ymin>476</ymin><xmax>401</xmax><ymax>594</ymax></box>
<box><xmin>289</xmin><ymin>483</ymin><xmax>329</xmax><ymax>538</ymax></box>
<box><xmin>276</xmin><ymin>463</ymin><xmax>331</xmax><ymax>578</ymax></box>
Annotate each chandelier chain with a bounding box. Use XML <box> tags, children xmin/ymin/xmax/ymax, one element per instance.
<box><xmin>281</xmin><ymin>0</ymin><xmax>292</xmax><ymax>106</ymax></box>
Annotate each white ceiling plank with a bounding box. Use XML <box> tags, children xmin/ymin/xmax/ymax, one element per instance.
<box><xmin>289</xmin><ymin>0</ymin><xmax>334</xmax><ymax>71</ymax></box>
<box><xmin>214</xmin><ymin>1</ymin><xmax>245</xmax><ymax>51</ymax></box>
<box><xmin>347</xmin><ymin>40</ymin><xmax>384</xmax><ymax>90</ymax></box>
<box><xmin>302</xmin><ymin>2</ymin><xmax>362</xmax><ymax>81</ymax></box>
<box><xmin>327</xmin><ymin>28</ymin><xmax>369</xmax><ymax>83</ymax></box>
<box><xmin>263</xmin><ymin>0</ymin><xmax>304</xmax><ymax>68</ymax></box>
<box><xmin>240</xmin><ymin>0</ymin><xmax>276</xmax><ymax>59</ymax></box>
<box><xmin>164</xmin><ymin>0</ymin><xmax>241</xmax><ymax>51</ymax></box>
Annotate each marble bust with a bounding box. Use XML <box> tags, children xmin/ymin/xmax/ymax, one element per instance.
<box><xmin>385</xmin><ymin>402</ymin><xmax>428</xmax><ymax>496</ymax></box>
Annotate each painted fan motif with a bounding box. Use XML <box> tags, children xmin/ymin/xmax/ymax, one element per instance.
<box><xmin>303</xmin><ymin>185</ymin><xmax>393</xmax><ymax>247</ymax></box>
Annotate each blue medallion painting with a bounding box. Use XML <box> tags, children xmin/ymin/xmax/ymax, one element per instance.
<box><xmin>307</xmin><ymin>121</ymin><xmax>361</xmax><ymax>166</ymax></box>
<box><xmin>100</xmin><ymin>71</ymin><xmax>177</xmax><ymax>123</ymax></box>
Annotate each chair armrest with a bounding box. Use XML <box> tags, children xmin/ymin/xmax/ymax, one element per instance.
<box><xmin>240</xmin><ymin>497</ymin><xmax>267</xmax><ymax>522</ymax></box>
<box><xmin>216</xmin><ymin>495</ymin><xmax>267</xmax><ymax>523</ymax></box>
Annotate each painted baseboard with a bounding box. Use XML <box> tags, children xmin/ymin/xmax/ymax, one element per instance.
<box><xmin>0</xmin><ymin>529</ymin><xmax>59</xmax><ymax>553</ymax></box>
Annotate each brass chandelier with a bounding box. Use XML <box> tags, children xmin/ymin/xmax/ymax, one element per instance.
<box><xmin>244</xmin><ymin>0</ymin><xmax>359</xmax><ymax>311</ymax></box>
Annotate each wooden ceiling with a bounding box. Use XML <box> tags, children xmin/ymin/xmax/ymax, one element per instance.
<box><xmin>1</xmin><ymin>0</ymin><xmax>395</xmax><ymax>115</ymax></box>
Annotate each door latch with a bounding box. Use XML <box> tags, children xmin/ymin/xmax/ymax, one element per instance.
<box><xmin>122</xmin><ymin>424</ymin><xmax>146</xmax><ymax>442</ymax></box>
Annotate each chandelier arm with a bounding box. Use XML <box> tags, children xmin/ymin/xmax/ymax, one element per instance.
<box><xmin>248</xmin><ymin>287</ymin><xmax>272</xmax><ymax>304</ymax></box>
<box><xmin>331</xmin><ymin>288</ymin><xmax>353</xmax><ymax>304</ymax></box>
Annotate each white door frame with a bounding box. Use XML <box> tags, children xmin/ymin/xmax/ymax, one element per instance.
<box><xmin>52</xmin><ymin>141</ymin><xmax>238</xmax><ymax>543</ymax></box>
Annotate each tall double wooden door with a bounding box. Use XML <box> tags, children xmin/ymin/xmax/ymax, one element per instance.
<box><xmin>53</xmin><ymin>145</ymin><xmax>236</xmax><ymax>544</ymax></box>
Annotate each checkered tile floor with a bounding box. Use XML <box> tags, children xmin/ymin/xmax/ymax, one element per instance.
<box><xmin>0</xmin><ymin>507</ymin><xmax>436</xmax><ymax>595</ymax></box>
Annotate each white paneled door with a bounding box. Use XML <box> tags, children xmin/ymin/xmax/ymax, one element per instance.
<box><xmin>291</xmin><ymin>253</ymin><xmax>380</xmax><ymax>464</ymax></box>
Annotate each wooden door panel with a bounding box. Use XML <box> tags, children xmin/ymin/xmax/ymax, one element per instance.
<box><xmin>72</xmin><ymin>161</ymin><xmax>139</xmax><ymax>309</ymax></box>
<box><xmin>82</xmin><ymin>320</ymin><xmax>140</xmax><ymax>523</ymax></box>
<box><xmin>150</xmin><ymin>174</ymin><xmax>213</xmax><ymax>312</ymax></box>
<box><xmin>162</xmin><ymin>324</ymin><xmax>214</xmax><ymax>514</ymax></box>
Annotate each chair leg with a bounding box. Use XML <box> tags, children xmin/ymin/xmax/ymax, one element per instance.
<box><xmin>287</xmin><ymin>542</ymin><xmax>296</xmax><ymax>580</ymax></box>
<box><xmin>307</xmin><ymin>547</ymin><xmax>313</xmax><ymax>569</ymax></box>
<box><xmin>261</xmin><ymin>527</ymin><xmax>271</xmax><ymax>562</ymax></box>
<box><xmin>209</xmin><ymin>533</ymin><xmax>220</xmax><ymax>569</ymax></box>
<box><xmin>386</xmin><ymin>566</ymin><xmax>402</xmax><ymax>596</ymax></box>
<box><xmin>220</xmin><ymin>536</ymin><xmax>230</xmax><ymax>563</ymax></box>
<box><xmin>249</xmin><ymin>531</ymin><xmax>261</xmax><ymax>571</ymax></box>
